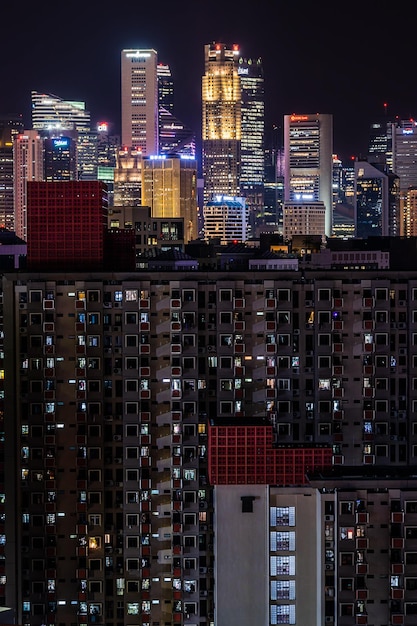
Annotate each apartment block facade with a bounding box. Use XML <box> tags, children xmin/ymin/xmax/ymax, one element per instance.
<box><xmin>3</xmin><ymin>268</ymin><xmax>417</xmax><ymax>626</ymax></box>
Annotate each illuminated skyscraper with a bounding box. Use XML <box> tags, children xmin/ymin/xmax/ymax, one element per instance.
<box><xmin>354</xmin><ymin>159</ymin><xmax>400</xmax><ymax>238</ymax></box>
<box><xmin>284</xmin><ymin>113</ymin><xmax>333</xmax><ymax>237</ymax></box>
<box><xmin>157</xmin><ymin>63</ymin><xmax>174</xmax><ymax>114</ymax></box>
<box><xmin>0</xmin><ymin>115</ymin><xmax>24</xmax><ymax>231</ymax></box>
<box><xmin>31</xmin><ymin>91</ymin><xmax>91</xmax><ymax>134</ymax></box>
<box><xmin>121</xmin><ymin>49</ymin><xmax>158</xmax><ymax>155</ymax></box>
<box><xmin>202</xmin><ymin>42</ymin><xmax>241</xmax><ymax>205</ymax></box>
<box><xmin>157</xmin><ymin>63</ymin><xmax>195</xmax><ymax>157</ymax></box>
<box><xmin>44</xmin><ymin>136</ymin><xmax>78</xmax><ymax>181</ymax></box>
<box><xmin>31</xmin><ymin>91</ymin><xmax>98</xmax><ymax>180</ymax></box>
<box><xmin>13</xmin><ymin>130</ymin><xmax>44</xmax><ymax>241</ymax></box>
<box><xmin>239</xmin><ymin>56</ymin><xmax>265</xmax><ymax>232</ymax></box>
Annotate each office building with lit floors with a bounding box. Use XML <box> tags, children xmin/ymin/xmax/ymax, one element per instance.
<box><xmin>5</xmin><ymin>260</ymin><xmax>417</xmax><ymax>625</ymax></box>
<box><xmin>284</xmin><ymin>113</ymin><xmax>333</xmax><ymax>237</ymax></box>
<box><xmin>121</xmin><ymin>49</ymin><xmax>159</xmax><ymax>156</ymax></box>
<box><xmin>202</xmin><ymin>43</ymin><xmax>241</xmax><ymax>204</ymax></box>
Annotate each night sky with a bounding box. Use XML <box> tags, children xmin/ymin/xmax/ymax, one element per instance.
<box><xmin>2</xmin><ymin>1</ymin><xmax>417</xmax><ymax>164</ymax></box>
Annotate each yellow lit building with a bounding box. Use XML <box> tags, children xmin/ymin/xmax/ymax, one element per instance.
<box><xmin>202</xmin><ymin>43</ymin><xmax>241</xmax><ymax>205</ymax></box>
<box><xmin>141</xmin><ymin>155</ymin><xmax>198</xmax><ymax>243</ymax></box>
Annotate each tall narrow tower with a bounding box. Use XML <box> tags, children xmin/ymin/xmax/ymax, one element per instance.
<box><xmin>239</xmin><ymin>56</ymin><xmax>265</xmax><ymax>233</ymax></box>
<box><xmin>121</xmin><ymin>49</ymin><xmax>158</xmax><ymax>156</ymax></box>
<box><xmin>13</xmin><ymin>130</ymin><xmax>44</xmax><ymax>241</ymax></box>
<box><xmin>202</xmin><ymin>43</ymin><xmax>241</xmax><ymax>205</ymax></box>
<box><xmin>0</xmin><ymin>115</ymin><xmax>24</xmax><ymax>231</ymax></box>
<box><xmin>284</xmin><ymin>113</ymin><xmax>333</xmax><ymax>237</ymax></box>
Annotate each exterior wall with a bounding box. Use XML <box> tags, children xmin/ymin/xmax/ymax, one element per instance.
<box><xmin>26</xmin><ymin>181</ymin><xmax>108</xmax><ymax>270</ymax></box>
<box><xmin>214</xmin><ymin>485</ymin><xmax>269</xmax><ymax>626</ymax></box>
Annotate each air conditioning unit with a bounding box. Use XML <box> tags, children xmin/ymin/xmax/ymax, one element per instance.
<box><xmin>113</xmin><ymin>368</ymin><xmax>121</xmax><ymax>374</ymax></box>
<box><xmin>105</xmin><ymin>480</ymin><xmax>114</xmax><ymax>487</ymax></box>
<box><xmin>114</xmin><ymin>458</ymin><xmax>122</xmax><ymax>464</ymax></box>
<box><xmin>293</xmin><ymin>329</ymin><xmax>300</xmax><ymax>335</ymax></box>
<box><xmin>325</xmin><ymin>564</ymin><xmax>334</xmax><ymax>570</ymax></box>
<box><xmin>325</xmin><ymin>515</ymin><xmax>334</xmax><ymax>522</ymax></box>
<box><xmin>305</xmin><ymin>300</ymin><xmax>313</xmax><ymax>306</ymax></box>
<box><xmin>113</xmin><ymin>435</ymin><xmax>122</xmax><ymax>441</ymax></box>
<box><xmin>115</xmin><ymin>548</ymin><xmax>122</xmax><ymax>554</ymax></box>
<box><xmin>305</xmin><ymin>435</ymin><xmax>313</xmax><ymax>442</ymax></box>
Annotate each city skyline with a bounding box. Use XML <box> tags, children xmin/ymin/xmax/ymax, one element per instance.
<box><xmin>2</xmin><ymin>2</ymin><xmax>417</xmax><ymax>163</ymax></box>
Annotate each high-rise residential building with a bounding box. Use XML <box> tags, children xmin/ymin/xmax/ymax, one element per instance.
<box><xmin>238</xmin><ymin>56</ymin><xmax>265</xmax><ymax>233</ymax></box>
<box><xmin>26</xmin><ymin>180</ymin><xmax>108</xmax><ymax>270</ymax></box>
<box><xmin>13</xmin><ymin>130</ymin><xmax>44</xmax><ymax>241</ymax></box>
<box><xmin>4</xmin><ymin>257</ymin><xmax>417</xmax><ymax>625</ymax></box>
<box><xmin>355</xmin><ymin>160</ymin><xmax>400</xmax><ymax>238</ymax></box>
<box><xmin>202</xmin><ymin>43</ymin><xmax>241</xmax><ymax>205</ymax></box>
<box><xmin>283</xmin><ymin>113</ymin><xmax>333</xmax><ymax>237</ymax></box>
<box><xmin>141</xmin><ymin>155</ymin><xmax>198</xmax><ymax>242</ymax></box>
<box><xmin>31</xmin><ymin>91</ymin><xmax>95</xmax><ymax>180</ymax></box>
<box><xmin>0</xmin><ymin>115</ymin><xmax>24</xmax><ymax>231</ymax></box>
<box><xmin>121</xmin><ymin>49</ymin><xmax>159</xmax><ymax>155</ymax></box>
